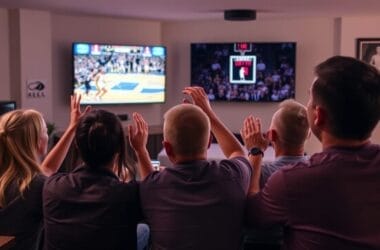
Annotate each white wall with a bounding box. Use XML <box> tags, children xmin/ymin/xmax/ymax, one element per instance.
<box><xmin>51</xmin><ymin>14</ymin><xmax>163</xmax><ymax>129</ymax></box>
<box><xmin>162</xmin><ymin>17</ymin><xmax>339</xmax><ymax>154</ymax></box>
<box><xmin>340</xmin><ymin>16</ymin><xmax>380</xmax><ymax>143</ymax></box>
<box><xmin>19</xmin><ymin>9</ymin><xmax>53</xmax><ymax>121</ymax></box>
<box><xmin>1</xmin><ymin>8</ymin><xmax>378</xmax><ymax>150</ymax></box>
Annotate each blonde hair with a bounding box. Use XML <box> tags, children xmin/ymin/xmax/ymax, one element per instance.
<box><xmin>272</xmin><ymin>99</ymin><xmax>309</xmax><ymax>149</ymax></box>
<box><xmin>0</xmin><ymin>109</ymin><xmax>44</xmax><ymax>207</ymax></box>
<box><xmin>163</xmin><ymin>104</ymin><xmax>210</xmax><ymax>157</ymax></box>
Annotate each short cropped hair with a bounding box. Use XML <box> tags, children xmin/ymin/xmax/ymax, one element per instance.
<box><xmin>163</xmin><ymin>104</ymin><xmax>210</xmax><ymax>157</ymax></box>
<box><xmin>272</xmin><ymin>99</ymin><xmax>309</xmax><ymax>148</ymax></box>
<box><xmin>313</xmin><ymin>56</ymin><xmax>380</xmax><ymax>140</ymax></box>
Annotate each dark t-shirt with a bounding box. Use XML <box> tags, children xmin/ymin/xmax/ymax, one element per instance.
<box><xmin>0</xmin><ymin>174</ymin><xmax>46</xmax><ymax>250</ymax></box>
<box><xmin>141</xmin><ymin>156</ymin><xmax>251</xmax><ymax>250</ymax></box>
<box><xmin>246</xmin><ymin>143</ymin><xmax>380</xmax><ymax>250</ymax></box>
<box><xmin>43</xmin><ymin>165</ymin><xmax>141</xmax><ymax>250</ymax></box>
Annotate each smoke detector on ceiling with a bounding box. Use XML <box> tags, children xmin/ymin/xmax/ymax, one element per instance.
<box><xmin>224</xmin><ymin>9</ymin><xmax>257</xmax><ymax>21</ymax></box>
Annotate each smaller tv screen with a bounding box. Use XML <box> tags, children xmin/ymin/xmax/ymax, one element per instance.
<box><xmin>191</xmin><ymin>42</ymin><xmax>296</xmax><ymax>102</ymax></box>
<box><xmin>73</xmin><ymin>43</ymin><xmax>166</xmax><ymax>105</ymax></box>
<box><xmin>0</xmin><ymin>101</ymin><xmax>16</xmax><ymax>116</ymax></box>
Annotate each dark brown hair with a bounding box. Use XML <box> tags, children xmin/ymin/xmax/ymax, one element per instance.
<box><xmin>75</xmin><ymin>109</ymin><xmax>136</xmax><ymax>180</ymax></box>
<box><xmin>313</xmin><ymin>56</ymin><xmax>380</xmax><ymax>140</ymax></box>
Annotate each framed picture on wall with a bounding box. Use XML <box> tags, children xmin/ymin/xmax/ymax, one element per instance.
<box><xmin>356</xmin><ymin>38</ymin><xmax>380</xmax><ymax>71</ymax></box>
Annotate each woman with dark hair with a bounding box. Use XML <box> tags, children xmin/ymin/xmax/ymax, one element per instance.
<box><xmin>0</xmin><ymin>95</ymin><xmax>87</xmax><ymax>250</ymax></box>
<box><xmin>43</xmin><ymin>109</ymin><xmax>143</xmax><ymax>250</ymax></box>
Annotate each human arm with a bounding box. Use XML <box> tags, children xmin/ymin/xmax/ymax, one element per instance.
<box><xmin>246</xmin><ymin>170</ymin><xmax>288</xmax><ymax>227</ymax></box>
<box><xmin>182</xmin><ymin>87</ymin><xmax>245</xmax><ymax>159</ymax></box>
<box><xmin>128</xmin><ymin>112</ymin><xmax>153</xmax><ymax>180</ymax></box>
<box><xmin>40</xmin><ymin>94</ymin><xmax>91</xmax><ymax>176</ymax></box>
<box><xmin>240</xmin><ymin>115</ymin><xmax>269</xmax><ymax>194</ymax></box>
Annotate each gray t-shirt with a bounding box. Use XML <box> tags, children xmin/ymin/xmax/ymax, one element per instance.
<box><xmin>260</xmin><ymin>155</ymin><xmax>308</xmax><ymax>188</ymax></box>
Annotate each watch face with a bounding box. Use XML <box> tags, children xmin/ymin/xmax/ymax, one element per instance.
<box><xmin>249</xmin><ymin>147</ymin><xmax>264</xmax><ymax>156</ymax></box>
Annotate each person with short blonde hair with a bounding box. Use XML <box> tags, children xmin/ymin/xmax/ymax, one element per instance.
<box><xmin>271</xmin><ymin>99</ymin><xmax>309</xmax><ymax>151</ymax></box>
<box><xmin>240</xmin><ymin>99</ymin><xmax>310</xmax><ymax>248</ymax></box>
<box><xmin>129</xmin><ymin>87</ymin><xmax>252</xmax><ymax>250</ymax></box>
<box><xmin>163</xmin><ymin>104</ymin><xmax>210</xmax><ymax>158</ymax></box>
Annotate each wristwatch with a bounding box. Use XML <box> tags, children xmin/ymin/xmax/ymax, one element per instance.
<box><xmin>248</xmin><ymin>147</ymin><xmax>264</xmax><ymax>157</ymax></box>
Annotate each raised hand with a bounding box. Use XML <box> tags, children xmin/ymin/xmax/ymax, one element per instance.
<box><xmin>128</xmin><ymin>112</ymin><xmax>153</xmax><ymax>179</ymax></box>
<box><xmin>69</xmin><ymin>94</ymin><xmax>91</xmax><ymax>129</ymax></box>
<box><xmin>182</xmin><ymin>87</ymin><xmax>212</xmax><ymax>115</ymax></box>
<box><xmin>240</xmin><ymin>115</ymin><xmax>268</xmax><ymax>151</ymax></box>
<box><xmin>128</xmin><ymin>112</ymin><xmax>149</xmax><ymax>153</ymax></box>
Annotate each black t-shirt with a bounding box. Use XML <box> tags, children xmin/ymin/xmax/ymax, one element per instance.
<box><xmin>43</xmin><ymin>165</ymin><xmax>141</xmax><ymax>250</ymax></box>
<box><xmin>0</xmin><ymin>174</ymin><xmax>46</xmax><ymax>250</ymax></box>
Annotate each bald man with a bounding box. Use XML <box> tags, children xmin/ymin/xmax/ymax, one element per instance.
<box><xmin>240</xmin><ymin>99</ymin><xmax>310</xmax><ymax>250</ymax></box>
<box><xmin>259</xmin><ymin>99</ymin><xmax>310</xmax><ymax>187</ymax></box>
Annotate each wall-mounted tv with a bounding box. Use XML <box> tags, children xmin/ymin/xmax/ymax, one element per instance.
<box><xmin>0</xmin><ymin>101</ymin><xmax>16</xmax><ymax>116</ymax></box>
<box><xmin>191</xmin><ymin>42</ymin><xmax>296</xmax><ymax>102</ymax></box>
<box><xmin>73</xmin><ymin>42</ymin><xmax>166</xmax><ymax>105</ymax></box>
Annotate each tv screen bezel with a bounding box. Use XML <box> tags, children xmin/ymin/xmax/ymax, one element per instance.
<box><xmin>72</xmin><ymin>42</ymin><xmax>167</xmax><ymax>106</ymax></box>
<box><xmin>0</xmin><ymin>101</ymin><xmax>16</xmax><ymax>116</ymax></box>
<box><xmin>190</xmin><ymin>41</ymin><xmax>297</xmax><ymax>103</ymax></box>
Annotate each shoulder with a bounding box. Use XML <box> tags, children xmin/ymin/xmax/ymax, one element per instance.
<box><xmin>33</xmin><ymin>174</ymin><xmax>47</xmax><ymax>186</ymax></box>
<box><xmin>219</xmin><ymin>156</ymin><xmax>251</xmax><ymax>174</ymax></box>
<box><xmin>141</xmin><ymin>170</ymin><xmax>168</xmax><ymax>185</ymax></box>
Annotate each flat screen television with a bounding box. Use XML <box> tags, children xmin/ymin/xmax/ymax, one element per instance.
<box><xmin>0</xmin><ymin>101</ymin><xmax>16</xmax><ymax>116</ymax></box>
<box><xmin>73</xmin><ymin>42</ymin><xmax>166</xmax><ymax>105</ymax></box>
<box><xmin>191</xmin><ymin>42</ymin><xmax>296</xmax><ymax>102</ymax></box>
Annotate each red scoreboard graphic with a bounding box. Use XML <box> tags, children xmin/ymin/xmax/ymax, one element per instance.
<box><xmin>229</xmin><ymin>43</ymin><xmax>256</xmax><ymax>84</ymax></box>
<box><xmin>229</xmin><ymin>56</ymin><xmax>256</xmax><ymax>84</ymax></box>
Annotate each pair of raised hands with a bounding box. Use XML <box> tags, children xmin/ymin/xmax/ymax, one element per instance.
<box><xmin>128</xmin><ymin>87</ymin><xmax>214</xmax><ymax>152</ymax></box>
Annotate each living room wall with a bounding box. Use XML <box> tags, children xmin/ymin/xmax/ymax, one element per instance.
<box><xmin>1</xmin><ymin>9</ymin><xmax>378</xmax><ymax>155</ymax></box>
<box><xmin>162</xmin><ymin>17</ymin><xmax>339</xmax><ymax>154</ymax></box>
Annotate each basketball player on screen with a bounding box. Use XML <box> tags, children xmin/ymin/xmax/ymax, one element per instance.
<box><xmin>93</xmin><ymin>67</ymin><xmax>108</xmax><ymax>100</ymax></box>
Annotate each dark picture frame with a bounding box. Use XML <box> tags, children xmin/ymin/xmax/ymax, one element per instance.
<box><xmin>356</xmin><ymin>38</ymin><xmax>380</xmax><ymax>70</ymax></box>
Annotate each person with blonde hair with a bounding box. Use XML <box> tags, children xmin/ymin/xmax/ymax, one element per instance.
<box><xmin>253</xmin><ymin>99</ymin><xmax>309</xmax><ymax>187</ymax></box>
<box><xmin>0</xmin><ymin>95</ymin><xmax>88</xmax><ymax>250</ymax></box>
<box><xmin>240</xmin><ymin>99</ymin><xmax>309</xmax><ymax>249</ymax></box>
<box><xmin>129</xmin><ymin>87</ymin><xmax>252</xmax><ymax>250</ymax></box>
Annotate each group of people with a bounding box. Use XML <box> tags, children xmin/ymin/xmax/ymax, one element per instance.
<box><xmin>0</xmin><ymin>55</ymin><xmax>379</xmax><ymax>250</ymax></box>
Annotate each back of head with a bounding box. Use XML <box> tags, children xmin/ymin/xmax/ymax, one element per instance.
<box><xmin>272</xmin><ymin>99</ymin><xmax>309</xmax><ymax>149</ymax></box>
<box><xmin>163</xmin><ymin>104</ymin><xmax>210</xmax><ymax>157</ymax></box>
<box><xmin>313</xmin><ymin>56</ymin><xmax>380</xmax><ymax>140</ymax></box>
<box><xmin>0</xmin><ymin>109</ymin><xmax>43</xmax><ymax>206</ymax></box>
<box><xmin>75</xmin><ymin>109</ymin><xmax>134</xmax><ymax>177</ymax></box>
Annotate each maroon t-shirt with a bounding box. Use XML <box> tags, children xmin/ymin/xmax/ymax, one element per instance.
<box><xmin>43</xmin><ymin>165</ymin><xmax>141</xmax><ymax>250</ymax></box>
<box><xmin>247</xmin><ymin>143</ymin><xmax>380</xmax><ymax>250</ymax></box>
<box><xmin>140</xmin><ymin>156</ymin><xmax>251</xmax><ymax>250</ymax></box>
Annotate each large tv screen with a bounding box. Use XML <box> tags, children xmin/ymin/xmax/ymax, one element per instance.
<box><xmin>191</xmin><ymin>42</ymin><xmax>296</xmax><ymax>102</ymax></box>
<box><xmin>73</xmin><ymin>43</ymin><xmax>166</xmax><ymax>105</ymax></box>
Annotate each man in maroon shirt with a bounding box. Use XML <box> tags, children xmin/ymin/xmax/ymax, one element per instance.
<box><xmin>128</xmin><ymin>87</ymin><xmax>252</xmax><ymax>250</ymax></box>
<box><xmin>246</xmin><ymin>56</ymin><xmax>380</xmax><ymax>249</ymax></box>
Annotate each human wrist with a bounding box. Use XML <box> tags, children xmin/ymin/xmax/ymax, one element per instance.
<box><xmin>248</xmin><ymin>147</ymin><xmax>264</xmax><ymax>157</ymax></box>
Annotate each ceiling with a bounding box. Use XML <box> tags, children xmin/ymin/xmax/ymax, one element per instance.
<box><xmin>0</xmin><ymin>0</ymin><xmax>379</xmax><ymax>21</ymax></box>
